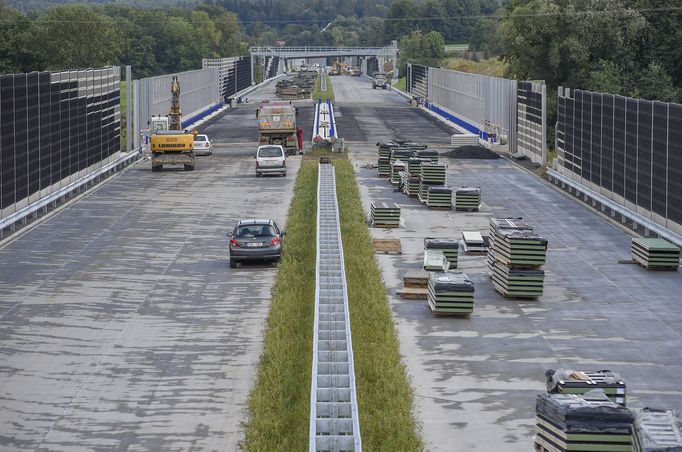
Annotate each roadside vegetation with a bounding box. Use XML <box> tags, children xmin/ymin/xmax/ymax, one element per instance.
<box><xmin>441</xmin><ymin>57</ymin><xmax>507</xmax><ymax>78</ymax></box>
<box><xmin>334</xmin><ymin>159</ymin><xmax>423</xmax><ymax>450</ymax></box>
<box><xmin>244</xmin><ymin>162</ymin><xmax>317</xmax><ymax>450</ymax></box>
<box><xmin>394</xmin><ymin>76</ymin><xmax>407</xmax><ymax>92</ymax></box>
<box><xmin>245</xmin><ymin>156</ymin><xmax>421</xmax><ymax>450</ymax></box>
<box><xmin>312</xmin><ymin>74</ymin><xmax>335</xmax><ymax>102</ymax></box>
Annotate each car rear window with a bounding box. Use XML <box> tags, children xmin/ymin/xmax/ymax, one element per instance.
<box><xmin>195</xmin><ymin>136</ymin><xmax>207</xmax><ymax>142</ymax></box>
<box><xmin>258</xmin><ymin>147</ymin><xmax>283</xmax><ymax>158</ymax></box>
<box><xmin>236</xmin><ymin>225</ymin><xmax>276</xmax><ymax>237</ymax></box>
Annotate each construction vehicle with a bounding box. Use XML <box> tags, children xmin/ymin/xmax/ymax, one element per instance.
<box><xmin>150</xmin><ymin>76</ymin><xmax>196</xmax><ymax>171</ymax></box>
<box><xmin>329</xmin><ymin>60</ymin><xmax>350</xmax><ymax>76</ymax></box>
<box><xmin>372</xmin><ymin>72</ymin><xmax>388</xmax><ymax>89</ymax></box>
<box><xmin>257</xmin><ymin>102</ymin><xmax>299</xmax><ymax>155</ymax></box>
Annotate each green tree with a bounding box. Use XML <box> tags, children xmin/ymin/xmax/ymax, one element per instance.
<box><xmin>398</xmin><ymin>30</ymin><xmax>446</xmax><ymax>72</ymax></box>
<box><xmin>0</xmin><ymin>1</ymin><xmax>43</xmax><ymax>72</ymax></box>
<box><xmin>37</xmin><ymin>4</ymin><xmax>124</xmax><ymax>69</ymax></box>
<box><xmin>384</xmin><ymin>0</ymin><xmax>419</xmax><ymax>41</ymax></box>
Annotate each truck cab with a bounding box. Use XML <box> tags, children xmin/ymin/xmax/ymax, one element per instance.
<box><xmin>372</xmin><ymin>72</ymin><xmax>388</xmax><ymax>90</ymax></box>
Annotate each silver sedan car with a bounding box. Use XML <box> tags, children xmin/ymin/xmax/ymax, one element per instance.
<box><xmin>227</xmin><ymin>219</ymin><xmax>285</xmax><ymax>268</ymax></box>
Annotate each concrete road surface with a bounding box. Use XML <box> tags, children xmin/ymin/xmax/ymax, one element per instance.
<box><xmin>0</xmin><ymin>87</ymin><xmax>300</xmax><ymax>449</ymax></box>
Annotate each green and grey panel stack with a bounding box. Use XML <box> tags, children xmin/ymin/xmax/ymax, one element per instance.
<box><xmin>371</xmin><ymin>201</ymin><xmax>400</xmax><ymax>227</ymax></box>
<box><xmin>492</xmin><ymin>230</ymin><xmax>548</xmax><ymax>268</ymax></box>
<box><xmin>391</xmin><ymin>159</ymin><xmax>406</xmax><ymax>185</ymax></box>
<box><xmin>487</xmin><ymin>218</ymin><xmax>533</xmax><ymax>276</ymax></box>
<box><xmin>424</xmin><ymin>238</ymin><xmax>458</xmax><ymax>268</ymax></box>
<box><xmin>631</xmin><ymin>238</ymin><xmax>680</xmax><ymax>270</ymax></box>
<box><xmin>420</xmin><ymin>162</ymin><xmax>447</xmax><ymax>184</ymax></box>
<box><xmin>407</xmin><ymin>157</ymin><xmax>430</xmax><ymax>178</ymax></box>
<box><xmin>427</xmin><ymin>185</ymin><xmax>453</xmax><ymax>209</ymax></box>
<box><xmin>427</xmin><ymin>272</ymin><xmax>475</xmax><ymax>315</ymax></box>
<box><xmin>377</xmin><ymin>142</ymin><xmax>394</xmax><ymax>177</ymax></box>
<box><xmin>535</xmin><ymin>392</ymin><xmax>634</xmax><ymax>452</ymax></box>
<box><xmin>633</xmin><ymin>408</ymin><xmax>682</xmax><ymax>452</ymax></box>
<box><xmin>394</xmin><ymin>139</ymin><xmax>427</xmax><ymax>151</ymax></box>
<box><xmin>403</xmin><ymin>175</ymin><xmax>421</xmax><ymax>197</ymax></box>
<box><xmin>417</xmin><ymin>149</ymin><xmax>439</xmax><ymax>163</ymax></box>
<box><xmin>491</xmin><ymin>264</ymin><xmax>545</xmax><ymax>298</ymax></box>
<box><xmin>423</xmin><ymin>249</ymin><xmax>450</xmax><ymax>272</ymax></box>
<box><xmin>455</xmin><ymin>186</ymin><xmax>482</xmax><ymax>211</ymax></box>
<box><xmin>546</xmin><ymin>369</ymin><xmax>627</xmax><ymax>406</ymax></box>
<box><xmin>390</xmin><ymin>148</ymin><xmax>415</xmax><ymax>165</ymax></box>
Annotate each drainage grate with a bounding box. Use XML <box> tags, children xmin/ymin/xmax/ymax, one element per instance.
<box><xmin>309</xmin><ymin>163</ymin><xmax>362</xmax><ymax>451</ymax></box>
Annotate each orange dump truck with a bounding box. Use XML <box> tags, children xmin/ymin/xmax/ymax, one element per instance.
<box><xmin>257</xmin><ymin>103</ymin><xmax>299</xmax><ymax>155</ymax></box>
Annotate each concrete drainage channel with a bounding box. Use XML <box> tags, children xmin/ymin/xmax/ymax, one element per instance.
<box><xmin>309</xmin><ymin>163</ymin><xmax>362</xmax><ymax>451</ymax></box>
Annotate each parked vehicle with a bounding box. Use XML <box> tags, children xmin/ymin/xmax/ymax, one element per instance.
<box><xmin>351</xmin><ymin>68</ymin><xmax>362</xmax><ymax>76</ymax></box>
<box><xmin>193</xmin><ymin>134</ymin><xmax>212</xmax><ymax>156</ymax></box>
<box><xmin>255</xmin><ymin>145</ymin><xmax>287</xmax><ymax>177</ymax></box>
<box><xmin>227</xmin><ymin>219</ymin><xmax>285</xmax><ymax>268</ymax></box>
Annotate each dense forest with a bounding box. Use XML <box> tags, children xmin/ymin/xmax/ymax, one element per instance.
<box><xmin>0</xmin><ymin>0</ymin><xmax>680</xmax><ymax>106</ymax></box>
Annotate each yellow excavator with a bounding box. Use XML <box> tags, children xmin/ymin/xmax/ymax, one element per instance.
<box><xmin>150</xmin><ymin>76</ymin><xmax>196</xmax><ymax>172</ymax></box>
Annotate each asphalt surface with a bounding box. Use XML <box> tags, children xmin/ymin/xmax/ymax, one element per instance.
<box><xmin>0</xmin><ymin>82</ymin><xmax>301</xmax><ymax>449</ymax></box>
<box><xmin>332</xmin><ymin>76</ymin><xmax>456</xmax><ymax>145</ymax></box>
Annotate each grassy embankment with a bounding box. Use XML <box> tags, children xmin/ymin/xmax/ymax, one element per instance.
<box><xmin>395</xmin><ymin>76</ymin><xmax>407</xmax><ymax>92</ymax></box>
<box><xmin>312</xmin><ymin>74</ymin><xmax>335</xmax><ymax>102</ymax></box>
<box><xmin>441</xmin><ymin>57</ymin><xmax>507</xmax><ymax>77</ymax></box>
<box><xmin>244</xmin><ymin>157</ymin><xmax>422</xmax><ymax>450</ymax></box>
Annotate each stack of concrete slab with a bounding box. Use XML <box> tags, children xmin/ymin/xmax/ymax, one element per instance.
<box><xmin>491</xmin><ymin>266</ymin><xmax>545</xmax><ymax>298</ymax></box>
<box><xmin>391</xmin><ymin>159</ymin><xmax>406</xmax><ymax>185</ymax></box>
<box><xmin>535</xmin><ymin>392</ymin><xmax>634</xmax><ymax>452</ymax></box>
<box><xmin>454</xmin><ymin>186</ymin><xmax>482</xmax><ymax>211</ymax></box>
<box><xmin>633</xmin><ymin>408</ymin><xmax>682</xmax><ymax>452</ymax></box>
<box><xmin>394</xmin><ymin>139</ymin><xmax>427</xmax><ymax>151</ymax></box>
<box><xmin>407</xmin><ymin>157</ymin><xmax>430</xmax><ymax>178</ymax></box>
<box><xmin>546</xmin><ymin>369</ymin><xmax>627</xmax><ymax>406</ymax></box>
<box><xmin>424</xmin><ymin>238</ymin><xmax>458</xmax><ymax>268</ymax></box>
<box><xmin>487</xmin><ymin>218</ymin><xmax>533</xmax><ymax>274</ymax></box>
<box><xmin>423</xmin><ymin>249</ymin><xmax>450</xmax><ymax>272</ymax></box>
<box><xmin>420</xmin><ymin>162</ymin><xmax>447</xmax><ymax>184</ymax></box>
<box><xmin>401</xmin><ymin>173</ymin><xmax>421</xmax><ymax>197</ymax></box>
<box><xmin>488</xmin><ymin>218</ymin><xmax>547</xmax><ymax>299</ymax></box>
<box><xmin>492</xmin><ymin>230</ymin><xmax>547</xmax><ymax>267</ymax></box>
<box><xmin>426</xmin><ymin>186</ymin><xmax>453</xmax><ymax>209</ymax></box>
<box><xmin>390</xmin><ymin>148</ymin><xmax>415</xmax><ymax>165</ymax></box>
<box><xmin>417</xmin><ymin>149</ymin><xmax>439</xmax><ymax>162</ymax></box>
<box><xmin>427</xmin><ymin>272</ymin><xmax>475</xmax><ymax>316</ymax></box>
<box><xmin>376</xmin><ymin>142</ymin><xmax>394</xmax><ymax>177</ymax></box>
<box><xmin>371</xmin><ymin>201</ymin><xmax>400</xmax><ymax>228</ymax></box>
<box><xmin>631</xmin><ymin>238</ymin><xmax>680</xmax><ymax>270</ymax></box>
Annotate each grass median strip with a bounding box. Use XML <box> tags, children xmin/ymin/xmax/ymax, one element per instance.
<box><xmin>244</xmin><ymin>161</ymin><xmax>317</xmax><ymax>450</ymax></box>
<box><xmin>312</xmin><ymin>74</ymin><xmax>335</xmax><ymax>102</ymax></box>
<box><xmin>335</xmin><ymin>159</ymin><xmax>423</xmax><ymax>451</ymax></box>
<box><xmin>245</xmin><ymin>157</ymin><xmax>421</xmax><ymax>450</ymax></box>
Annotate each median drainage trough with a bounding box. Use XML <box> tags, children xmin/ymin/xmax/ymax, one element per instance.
<box><xmin>309</xmin><ymin>162</ymin><xmax>362</xmax><ymax>451</ymax></box>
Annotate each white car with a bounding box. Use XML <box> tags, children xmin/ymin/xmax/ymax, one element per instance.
<box><xmin>255</xmin><ymin>145</ymin><xmax>286</xmax><ymax>177</ymax></box>
<box><xmin>194</xmin><ymin>134</ymin><xmax>212</xmax><ymax>156</ymax></box>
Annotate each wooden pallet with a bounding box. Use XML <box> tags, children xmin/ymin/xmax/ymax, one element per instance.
<box><xmin>396</xmin><ymin>287</ymin><xmax>428</xmax><ymax>299</ymax></box>
<box><xmin>373</xmin><ymin>238</ymin><xmax>402</xmax><ymax>255</ymax></box>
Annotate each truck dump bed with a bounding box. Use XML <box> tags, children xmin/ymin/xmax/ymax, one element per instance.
<box><xmin>258</xmin><ymin>104</ymin><xmax>296</xmax><ymax>133</ymax></box>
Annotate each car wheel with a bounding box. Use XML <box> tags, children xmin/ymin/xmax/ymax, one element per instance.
<box><xmin>256</xmin><ymin>172</ymin><xmax>261</xmax><ymax>177</ymax></box>
<box><xmin>282</xmin><ymin>171</ymin><xmax>287</xmax><ymax>177</ymax></box>
<box><xmin>230</xmin><ymin>260</ymin><xmax>237</xmax><ymax>268</ymax></box>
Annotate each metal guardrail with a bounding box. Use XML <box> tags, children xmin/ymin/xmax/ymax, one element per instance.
<box><xmin>309</xmin><ymin>164</ymin><xmax>362</xmax><ymax>451</ymax></box>
<box><xmin>0</xmin><ymin>150</ymin><xmax>141</xmax><ymax>240</ymax></box>
<box><xmin>547</xmin><ymin>168</ymin><xmax>682</xmax><ymax>248</ymax></box>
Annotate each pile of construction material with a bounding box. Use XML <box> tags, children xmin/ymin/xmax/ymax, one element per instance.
<box><xmin>488</xmin><ymin>217</ymin><xmax>547</xmax><ymax>298</ymax></box>
<box><xmin>371</xmin><ymin>201</ymin><xmax>400</xmax><ymax>228</ymax></box>
<box><xmin>633</xmin><ymin>408</ymin><xmax>682</xmax><ymax>451</ymax></box>
<box><xmin>534</xmin><ymin>391</ymin><xmax>634</xmax><ymax>452</ymax></box>
<box><xmin>423</xmin><ymin>249</ymin><xmax>450</xmax><ymax>272</ymax></box>
<box><xmin>454</xmin><ymin>186</ymin><xmax>481</xmax><ymax>211</ymax></box>
<box><xmin>401</xmin><ymin>172</ymin><xmax>421</xmax><ymax>197</ymax></box>
<box><xmin>424</xmin><ymin>238</ymin><xmax>458</xmax><ymax>268</ymax></box>
<box><xmin>275</xmin><ymin>71</ymin><xmax>317</xmax><ymax>99</ymax></box>
<box><xmin>631</xmin><ymin>237</ymin><xmax>680</xmax><ymax>270</ymax></box>
<box><xmin>417</xmin><ymin>149</ymin><xmax>439</xmax><ymax>162</ymax></box>
<box><xmin>377</xmin><ymin>143</ymin><xmax>393</xmax><ymax>177</ymax></box>
<box><xmin>427</xmin><ymin>272</ymin><xmax>475</xmax><ymax>315</ymax></box>
<box><xmin>419</xmin><ymin>163</ymin><xmax>449</xmax><ymax>207</ymax></box>
<box><xmin>390</xmin><ymin>159</ymin><xmax>406</xmax><ymax>185</ymax></box>
<box><xmin>426</xmin><ymin>186</ymin><xmax>453</xmax><ymax>208</ymax></box>
<box><xmin>398</xmin><ymin>270</ymin><xmax>429</xmax><ymax>300</ymax></box>
<box><xmin>546</xmin><ymin>369</ymin><xmax>626</xmax><ymax>405</ymax></box>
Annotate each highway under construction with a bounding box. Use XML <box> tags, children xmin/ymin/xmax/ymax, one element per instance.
<box><xmin>1</xmin><ymin>74</ymin><xmax>681</xmax><ymax>451</ymax></box>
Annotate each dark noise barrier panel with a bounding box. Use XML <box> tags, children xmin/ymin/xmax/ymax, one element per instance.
<box><xmin>1</xmin><ymin>67</ymin><xmax>121</xmax><ymax>218</ymax></box>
